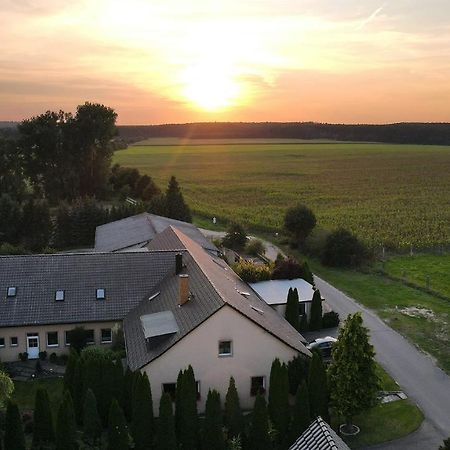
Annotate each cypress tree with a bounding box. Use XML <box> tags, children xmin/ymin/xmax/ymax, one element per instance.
<box><xmin>64</xmin><ymin>349</ymin><xmax>79</xmax><ymax>394</ymax></box>
<box><xmin>131</xmin><ymin>372</ymin><xmax>154</xmax><ymax>450</ymax></box>
<box><xmin>32</xmin><ymin>388</ymin><xmax>54</xmax><ymax>447</ymax></box>
<box><xmin>285</xmin><ymin>288</ymin><xmax>300</xmax><ymax>330</ymax></box>
<box><xmin>248</xmin><ymin>394</ymin><xmax>271</xmax><ymax>450</ymax></box>
<box><xmin>108</xmin><ymin>399</ymin><xmax>129</xmax><ymax>450</ymax></box>
<box><xmin>268</xmin><ymin>359</ymin><xmax>290</xmax><ymax>444</ymax></box>
<box><xmin>83</xmin><ymin>388</ymin><xmax>102</xmax><ymax>445</ymax></box>
<box><xmin>202</xmin><ymin>390</ymin><xmax>225</xmax><ymax>450</ymax></box>
<box><xmin>224</xmin><ymin>377</ymin><xmax>244</xmax><ymax>439</ymax></box>
<box><xmin>122</xmin><ymin>367</ymin><xmax>134</xmax><ymax>421</ymax></box>
<box><xmin>174</xmin><ymin>369</ymin><xmax>184</xmax><ymax>441</ymax></box>
<box><xmin>309</xmin><ymin>289</ymin><xmax>323</xmax><ymax>331</ymax></box>
<box><xmin>178</xmin><ymin>366</ymin><xmax>198</xmax><ymax>450</ymax></box>
<box><xmin>73</xmin><ymin>359</ymin><xmax>84</xmax><ymax>425</ymax></box>
<box><xmin>165</xmin><ymin>176</ymin><xmax>192</xmax><ymax>223</ymax></box>
<box><xmin>157</xmin><ymin>393</ymin><xmax>177</xmax><ymax>450</ymax></box>
<box><xmin>289</xmin><ymin>381</ymin><xmax>311</xmax><ymax>444</ymax></box>
<box><xmin>301</xmin><ymin>261</ymin><xmax>314</xmax><ymax>286</ymax></box>
<box><xmin>308</xmin><ymin>352</ymin><xmax>329</xmax><ymax>421</ymax></box>
<box><xmin>55</xmin><ymin>391</ymin><xmax>78</xmax><ymax>450</ymax></box>
<box><xmin>4</xmin><ymin>401</ymin><xmax>25</xmax><ymax>450</ymax></box>
<box><xmin>299</xmin><ymin>313</ymin><xmax>308</xmax><ymax>332</ymax></box>
<box><xmin>287</xmin><ymin>355</ymin><xmax>310</xmax><ymax>396</ymax></box>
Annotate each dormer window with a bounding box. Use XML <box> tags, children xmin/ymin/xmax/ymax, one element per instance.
<box><xmin>96</xmin><ymin>288</ymin><xmax>105</xmax><ymax>300</ymax></box>
<box><xmin>55</xmin><ymin>290</ymin><xmax>65</xmax><ymax>301</ymax></box>
<box><xmin>7</xmin><ymin>287</ymin><xmax>17</xmax><ymax>297</ymax></box>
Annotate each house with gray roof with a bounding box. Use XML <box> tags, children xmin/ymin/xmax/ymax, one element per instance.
<box><xmin>94</xmin><ymin>212</ymin><xmax>218</xmax><ymax>254</ymax></box>
<box><xmin>1</xmin><ymin>223</ymin><xmax>309</xmax><ymax>414</ymax></box>
<box><xmin>290</xmin><ymin>417</ymin><xmax>350</xmax><ymax>450</ymax></box>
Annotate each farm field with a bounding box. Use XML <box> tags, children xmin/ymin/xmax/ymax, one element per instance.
<box><xmin>382</xmin><ymin>253</ymin><xmax>450</xmax><ymax>299</ymax></box>
<box><xmin>114</xmin><ymin>140</ymin><xmax>450</xmax><ymax>249</ymax></box>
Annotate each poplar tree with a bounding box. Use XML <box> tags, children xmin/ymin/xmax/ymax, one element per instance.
<box><xmin>309</xmin><ymin>289</ymin><xmax>323</xmax><ymax>331</ymax></box>
<box><xmin>224</xmin><ymin>377</ymin><xmax>244</xmax><ymax>439</ymax></box>
<box><xmin>289</xmin><ymin>381</ymin><xmax>311</xmax><ymax>444</ymax></box>
<box><xmin>32</xmin><ymin>388</ymin><xmax>54</xmax><ymax>447</ymax></box>
<box><xmin>131</xmin><ymin>372</ymin><xmax>154</xmax><ymax>450</ymax></box>
<box><xmin>248</xmin><ymin>394</ymin><xmax>271</xmax><ymax>450</ymax></box>
<box><xmin>83</xmin><ymin>388</ymin><xmax>102</xmax><ymax>446</ymax></box>
<box><xmin>55</xmin><ymin>391</ymin><xmax>78</xmax><ymax>450</ymax></box>
<box><xmin>108</xmin><ymin>399</ymin><xmax>129</xmax><ymax>450</ymax></box>
<box><xmin>4</xmin><ymin>401</ymin><xmax>25</xmax><ymax>450</ymax></box>
<box><xmin>165</xmin><ymin>176</ymin><xmax>192</xmax><ymax>222</ymax></box>
<box><xmin>157</xmin><ymin>393</ymin><xmax>177</xmax><ymax>450</ymax></box>
<box><xmin>285</xmin><ymin>287</ymin><xmax>300</xmax><ymax>330</ymax></box>
<box><xmin>308</xmin><ymin>352</ymin><xmax>329</xmax><ymax>421</ymax></box>
<box><xmin>328</xmin><ymin>312</ymin><xmax>380</xmax><ymax>433</ymax></box>
<box><xmin>202</xmin><ymin>390</ymin><xmax>225</xmax><ymax>450</ymax></box>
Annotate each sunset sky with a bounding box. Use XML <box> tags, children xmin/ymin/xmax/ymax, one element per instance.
<box><xmin>1</xmin><ymin>0</ymin><xmax>450</xmax><ymax>124</ymax></box>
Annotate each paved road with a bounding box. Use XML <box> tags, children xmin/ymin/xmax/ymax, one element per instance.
<box><xmin>315</xmin><ymin>276</ymin><xmax>450</xmax><ymax>449</ymax></box>
<box><xmin>202</xmin><ymin>229</ymin><xmax>450</xmax><ymax>448</ymax></box>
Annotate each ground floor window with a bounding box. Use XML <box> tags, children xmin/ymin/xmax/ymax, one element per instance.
<box><xmin>65</xmin><ymin>331</ymin><xmax>71</xmax><ymax>346</ymax></box>
<box><xmin>250</xmin><ymin>376</ymin><xmax>266</xmax><ymax>396</ymax></box>
<box><xmin>47</xmin><ymin>331</ymin><xmax>59</xmax><ymax>347</ymax></box>
<box><xmin>10</xmin><ymin>336</ymin><xmax>18</xmax><ymax>347</ymax></box>
<box><xmin>0</xmin><ymin>337</ymin><xmax>4</xmax><ymax>348</ymax></box>
<box><xmin>299</xmin><ymin>303</ymin><xmax>306</xmax><ymax>315</ymax></box>
<box><xmin>86</xmin><ymin>329</ymin><xmax>95</xmax><ymax>345</ymax></box>
<box><xmin>162</xmin><ymin>383</ymin><xmax>177</xmax><ymax>401</ymax></box>
<box><xmin>101</xmin><ymin>328</ymin><xmax>112</xmax><ymax>343</ymax></box>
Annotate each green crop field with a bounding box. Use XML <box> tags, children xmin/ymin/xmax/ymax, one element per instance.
<box><xmin>113</xmin><ymin>140</ymin><xmax>450</xmax><ymax>249</ymax></box>
<box><xmin>382</xmin><ymin>253</ymin><xmax>450</xmax><ymax>298</ymax></box>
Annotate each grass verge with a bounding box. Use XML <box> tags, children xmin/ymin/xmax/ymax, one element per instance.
<box><xmin>12</xmin><ymin>378</ymin><xmax>64</xmax><ymax>411</ymax></box>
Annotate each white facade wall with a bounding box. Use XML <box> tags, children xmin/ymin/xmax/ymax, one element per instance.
<box><xmin>141</xmin><ymin>305</ymin><xmax>300</xmax><ymax>415</ymax></box>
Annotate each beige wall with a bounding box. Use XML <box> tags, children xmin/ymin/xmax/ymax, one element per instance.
<box><xmin>141</xmin><ymin>305</ymin><xmax>300</xmax><ymax>415</ymax></box>
<box><xmin>0</xmin><ymin>321</ymin><xmax>120</xmax><ymax>361</ymax></box>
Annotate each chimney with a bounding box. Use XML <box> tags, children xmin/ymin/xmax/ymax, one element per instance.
<box><xmin>178</xmin><ymin>274</ymin><xmax>189</xmax><ymax>306</ymax></box>
<box><xmin>175</xmin><ymin>253</ymin><xmax>183</xmax><ymax>275</ymax></box>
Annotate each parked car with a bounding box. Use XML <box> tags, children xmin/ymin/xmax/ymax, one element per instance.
<box><xmin>306</xmin><ymin>336</ymin><xmax>337</xmax><ymax>358</ymax></box>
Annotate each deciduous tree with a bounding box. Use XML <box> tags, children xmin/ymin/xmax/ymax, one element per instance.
<box><xmin>284</xmin><ymin>204</ymin><xmax>316</xmax><ymax>247</ymax></box>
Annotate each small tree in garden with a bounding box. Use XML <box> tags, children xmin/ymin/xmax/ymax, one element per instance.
<box><xmin>285</xmin><ymin>287</ymin><xmax>300</xmax><ymax>330</ymax></box>
<box><xmin>322</xmin><ymin>228</ymin><xmax>368</xmax><ymax>268</ymax></box>
<box><xmin>301</xmin><ymin>261</ymin><xmax>314</xmax><ymax>285</ymax></box>
<box><xmin>108</xmin><ymin>399</ymin><xmax>130</xmax><ymax>450</ymax></box>
<box><xmin>328</xmin><ymin>312</ymin><xmax>380</xmax><ymax>434</ymax></box>
<box><xmin>271</xmin><ymin>257</ymin><xmax>303</xmax><ymax>280</ymax></box>
<box><xmin>284</xmin><ymin>204</ymin><xmax>316</xmax><ymax>247</ymax></box>
<box><xmin>0</xmin><ymin>370</ymin><xmax>14</xmax><ymax>407</ymax></box>
<box><xmin>289</xmin><ymin>381</ymin><xmax>311</xmax><ymax>445</ymax></box>
<box><xmin>131</xmin><ymin>372</ymin><xmax>154</xmax><ymax>450</ymax></box>
<box><xmin>165</xmin><ymin>175</ymin><xmax>192</xmax><ymax>223</ymax></box>
<box><xmin>4</xmin><ymin>401</ymin><xmax>25</xmax><ymax>450</ymax></box>
<box><xmin>83</xmin><ymin>388</ymin><xmax>102</xmax><ymax>445</ymax></box>
<box><xmin>308</xmin><ymin>352</ymin><xmax>329</xmax><ymax>421</ymax></box>
<box><xmin>55</xmin><ymin>391</ymin><xmax>78</xmax><ymax>450</ymax></box>
<box><xmin>224</xmin><ymin>376</ymin><xmax>244</xmax><ymax>439</ymax></box>
<box><xmin>175</xmin><ymin>369</ymin><xmax>184</xmax><ymax>439</ymax></box>
<box><xmin>222</xmin><ymin>222</ymin><xmax>248</xmax><ymax>250</ymax></box>
<box><xmin>68</xmin><ymin>326</ymin><xmax>88</xmax><ymax>353</ymax></box>
<box><xmin>245</xmin><ymin>238</ymin><xmax>265</xmax><ymax>256</ymax></box>
<box><xmin>122</xmin><ymin>367</ymin><xmax>135</xmax><ymax>421</ymax></box>
<box><xmin>309</xmin><ymin>289</ymin><xmax>323</xmax><ymax>331</ymax></box>
<box><xmin>157</xmin><ymin>393</ymin><xmax>177</xmax><ymax>450</ymax></box>
<box><xmin>287</xmin><ymin>355</ymin><xmax>310</xmax><ymax>396</ymax></box>
<box><xmin>248</xmin><ymin>394</ymin><xmax>271</xmax><ymax>450</ymax></box>
<box><xmin>32</xmin><ymin>388</ymin><xmax>54</xmax><ymax>447</ymax></box>
<box><xmin>202</xmin><ymin>389</ymin><xmax>226</xmax><ymax>450</ymax></box>
<box><xmin>268</xmin><ymin>359</ymin><xmax>290</xmax><ymax>441</ymax></box>
<box><xmin>63</xmin><ymin>349</ymin><xmax>79</xmax><ymax>394</ymax></box>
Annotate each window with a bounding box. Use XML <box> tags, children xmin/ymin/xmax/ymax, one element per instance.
<box><xmin>299</xmin><ymin>303</ymin><xmax>306</xmax><ymax>315</ymax></box>
<box><xmin>250</xmin><ymin>376</ymin><xmax>266</xmax><ymax>396</ymax></box>
<box><xmin>10</xmin><ymin>337</ymin><xmax>18</xmax><ymax>347</ymax></box>
<box><xmin>196</xmin><ymin>381</ymin><xmax>201</xmax><ymax>400</ymax></box>
<box><xmin>86</xmin><ymin>329</ymin><xmax>95</xmax><ymax>345</ymax></box>
<box><xmin>55</xmin><ymin>290</ymin><xmax>65</xmax><ymax>301</ymax></box>
<box><xmin>0</xmin><ymin>337</ymin><xmax>4</xmax><ymax>348</ymax></box>
<box><xmin>7</xmin><ymin>287</ymin><xmax>17</xmax><ymax>297</ymax></box>
<box><xmin>218</xmin><ymin>340</ymin><xmax>232</xmax><ymax>357</ymax></box>
<box><xmin>65</xmin><ymin>331</ymin><xmax>71</xmax><ymax>346</ymax></box>
<box><xmin>47</xmin><ymin>331</ymin><xmax>59</xmax><ymax>347</ymax></box>
<box><xmin>162</xmin><ymin>383</ymin><xmax>177</xmax><ymax>401</ymax></box>
<box><xmin>96</xmin><ymin>288</ymin><xmax>105</xmax><ymax>300</ymax></box>
<box><xmin>101</xmin><ymin>328</ymin><xmax>112</xmax><ymax>343</ymax></box>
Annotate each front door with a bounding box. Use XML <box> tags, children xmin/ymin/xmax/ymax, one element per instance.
<box><xmin>26</xmin><ymin>334</ymin><xmax>40</xmax><ymax>359</ymax></box>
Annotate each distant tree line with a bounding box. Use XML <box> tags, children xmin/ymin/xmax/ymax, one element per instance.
<box><xmin>117</xmin><ymin>122</ymin><xmax>450</xmax><ymax>145</ymax></box>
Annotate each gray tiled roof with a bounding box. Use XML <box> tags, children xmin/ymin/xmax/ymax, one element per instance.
<box><xmin>94</xmin><ymin>213</ymin><xmax>217</xmax><ymax>253</ymax></box>
<box><xmin>124</xmin><ymin>227</ymin><xmax>310</xmax><ymax>370</ymax></box>
<box><xmin>289</xmin><ymin>417</ymin><xmax>350</xmax><ymax>450</ymax></box>
<box><xmin>0</xmin><ymin>252</ymin><xmax>175</xmax><ymax>327</ymax></box>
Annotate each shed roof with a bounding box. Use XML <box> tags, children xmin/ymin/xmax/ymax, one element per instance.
<box><xmin>249</xmin><ymin>278</ymin><xmax>315</xmax><ymax>305</ymax></box>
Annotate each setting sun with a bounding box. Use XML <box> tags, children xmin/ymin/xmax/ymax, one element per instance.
<box><xmin>181</xmin><ymin>61</ymin><xmax>241</xmax><ymax>111</ymax></box>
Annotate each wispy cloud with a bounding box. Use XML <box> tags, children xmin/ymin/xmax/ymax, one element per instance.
<box><xmin>356</xmin><ymin>3</ymin><xmax>386</xmax><ymax>30</ymax></box>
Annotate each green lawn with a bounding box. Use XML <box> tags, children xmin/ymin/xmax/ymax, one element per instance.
<box><xmin>114</xmin><ymin>141</ymin><xmax>450</xmax><ymax>249</ymax></box>
<box><xmin>12</xmin><ymin>378</ymin><xmax>63</xmax><ymax>412</ymax></box>
<box><xmin>382</xmin><ymin>253</ymin><xmax>450</xmax><ymax>298</ymax></box>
